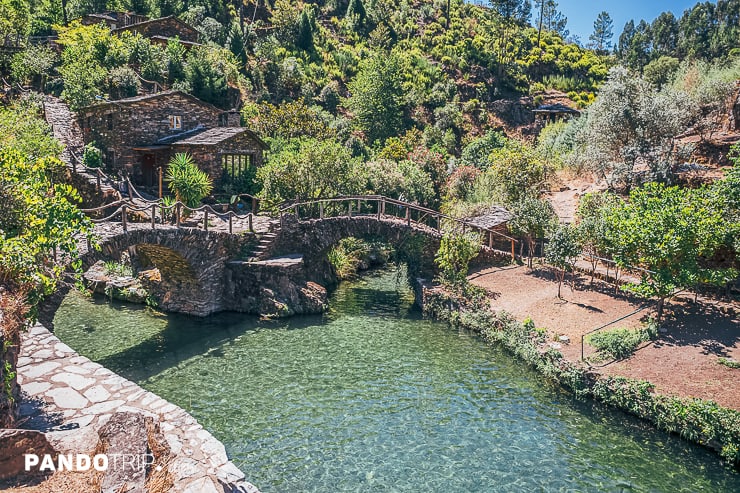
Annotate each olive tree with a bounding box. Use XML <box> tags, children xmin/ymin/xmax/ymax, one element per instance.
<box><xmin>578</xmin><ymin>67</ymin><xmax>693</xmax><ymax>190</ymax></box>
<box><xmin>508</xmin><ymin>196</ymin><xmax>557</xmax><ymax>268</ymax></box>
<box><xmin>545</xmin><ymin>223</ymin><xmax>582</xmax><ymax>298</ymax></box>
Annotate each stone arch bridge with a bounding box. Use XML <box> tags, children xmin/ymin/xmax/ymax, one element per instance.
<box><xmin>55</xmin><ymin>196</ymin><xmax>513</xmax><ymax>318</ymax></box>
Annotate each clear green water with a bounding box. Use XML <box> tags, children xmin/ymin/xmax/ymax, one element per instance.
<box><xmin>54</xmin><ymin>270</ymin><xmax>739</xmax><ymax>492</ymax></box>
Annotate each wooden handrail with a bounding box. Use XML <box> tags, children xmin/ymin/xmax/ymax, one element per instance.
<box><xmin>278</xmin><ymin>195</ymin><xmax>518</xmax><ymax>242</ymax></box>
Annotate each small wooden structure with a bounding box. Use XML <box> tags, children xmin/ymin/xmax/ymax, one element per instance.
<box><xmin>533</xmin><ymin>103</ymin><xmax>580</xmax><ymax>125</ymax></box>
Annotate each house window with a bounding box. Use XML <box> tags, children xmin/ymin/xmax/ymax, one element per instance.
<box><xmin>221</xmin><ymin>154</ymin><xmax>253</xmax><ymax>183</ymax></box>
<box><xmin>169</xmin><ymin>115</ymin><xmax>182</xmax><ymax>130</ymax></box>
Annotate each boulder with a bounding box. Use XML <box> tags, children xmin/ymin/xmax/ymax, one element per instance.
<box><xmin>0</xmin><ymin>429</ymin><xmax>56</xmax><ymax>483</ymax></box>
<box><xmin>98</xmin><ymin>412</ymin><xmax>148</xmax><ymax>493</ymax></box>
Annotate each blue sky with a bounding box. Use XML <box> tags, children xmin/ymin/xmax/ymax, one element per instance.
<box><xmin>552</xmin><ymin>0</ymin><xmax>709</xmax><ymax>44</ymax></box>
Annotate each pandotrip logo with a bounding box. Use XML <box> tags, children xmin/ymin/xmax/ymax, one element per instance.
<box><xmin>24</xmin><ymin>453</ymin><xmax>156</xmax><ymax>473</ymax></box>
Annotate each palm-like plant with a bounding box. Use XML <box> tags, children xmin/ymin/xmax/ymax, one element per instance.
<box><xmin>166</xmin><ymin>153</ymin><xmax>213</xmax><ymax>211</ymax></box>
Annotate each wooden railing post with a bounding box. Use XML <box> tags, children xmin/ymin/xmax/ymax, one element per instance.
<box><xmin>320</xmin><ymin>202</ymin><xmax>324</xmax><ymax>219</ymax></box>
<box><xmin>96</xmin><ymin>169</ymin><xmax>102</xmax><ymax>191</ymax></box>
<box><xmin>248</xmin><ymin>213</ymin><xmax>253</xmax><ymax>232</ymax></box>
<box><xmin>121</xmin><ymin>205</ymin><xmax>127</xmax><ymax>232</ymax></box>
<box><xmin>488</xmin><ymin>231</ymin><xmax>493</xmax><ymax>248</ymax></box>
<box><xmin>406</xmin><ymin>207</ymin><xmax>410</xmax><ymax>226</ymax></box>
<box><xmin>436</xmin><ymin>215</ymin><xmax>441</xmax><ymax>232</ymax></box>
<box><xmin>175</xmin><ymin>203</ymin><xmax>181</xmax><ymax>228</ymax></box>
<box><xmin>376</xmin><ymin>199</ymin><xmax>381</xmax><ymax>220</ymax></box>
<box><xmin>348</xmin><ymin>201</ymin><xmax>352</xmax><ymax>218</ymax></box>
<box><xmin>294</xmin><ymin>205</ymin><xmax>299</xmax><ymax>219</ymax></box>
<box><xmin>381</xmin><ymin>199</ymin><xmax>386</xmax><ymax>216</ymax></box>
<box><xmin>125</xmin><ymin>175</ymin><xmax>133</xmax><ymax>200</ymax></box>
<box><xmin>252</xmin><ymin>197</ymin><xmax>257</xmax><ymax>213</ymax></box>
<box><xmin>158</xmin><ymin>167</ymin><xmax>163</xmax><ymax>199</ymax></box>
<box><xmin>151</xmin><ymin>204</ymin><xmax>156</xmax><ymax>229</ymax></box>
<box><xmin>511</xmin><ymin>239</ymin><xmax>515</xmax><ymax>261</ymax></box>
<box><xmin>357</xmin><ymin>199</ymin><xmax>361</xmax><ymax>214</ymax></box>
<box><xmin>203</xmin><ymin>209</ymin><xmax>209</xmax><ymax>231</ymax></box>
<box><xmin>229</xmin><ymin>214</ymin><xmax>233</xmax><ymax>234</ymax></box>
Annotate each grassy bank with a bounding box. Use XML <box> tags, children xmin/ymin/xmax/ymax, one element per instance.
<box><xmin>419</xmin><ymin>285</ymin><xmax>740</xmax><ymax>468</ymax></box>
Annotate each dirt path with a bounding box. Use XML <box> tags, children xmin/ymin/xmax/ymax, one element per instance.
<box><xmin>469</xmin><ymin>264</ymin><xmax>740</xmax><ymax>410</ymax></box>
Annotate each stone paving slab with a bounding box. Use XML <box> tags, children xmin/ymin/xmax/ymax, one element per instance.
<box><xmin>17</xmin><ymin>323</ymin><xmax>260</xmax><ymax>493</ymax></box>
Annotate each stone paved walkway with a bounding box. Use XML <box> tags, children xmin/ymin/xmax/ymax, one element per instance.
<box><xmin>17</xmin><ymin>324</ymin><xmax>260</xmax><ymax>493</ymax></box>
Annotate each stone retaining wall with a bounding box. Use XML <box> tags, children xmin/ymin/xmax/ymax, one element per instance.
<box><xmin>16</xmin><ymin>324</ymin><xmax>260</xmax><ymax>493</ymax></box>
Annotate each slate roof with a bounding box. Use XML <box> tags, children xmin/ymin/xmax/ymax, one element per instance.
<box><xmin>464</xmin><ymin>206</ymin><xmax>513</xmax><ymax>229</ymax></box>
<box><xmin>80</xmin><ymin>90</ymin><xmax>222</xmax><ymax>114</ymax></box>
<box><xmin>168</xmin><ymin>127</ymin><xmax>269</xmax><ymax>149</ymax></box>
<box><xmin>533</xmin><ymin>103</ymin><xmax>580</xmax><ymax>114</ymax></box>
<box><xmin>170</xmin><ymin>127</ymin><xmax>246</xmax><ymax>145</ymax></box>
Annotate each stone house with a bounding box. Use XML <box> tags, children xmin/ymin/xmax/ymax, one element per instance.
<box><xmin>78</xmin><ymin>91</ymin><xmax>266</xmax><ymax>189</ymax></box>
<box><xmin>112</xmin><ymin>16</ymin><xmax>200</xmax><ymax>47</ymax></box>
<box><xmin>79</xmin><ymin>12</ymin><xmax>200</xmax><ymax>47</ymax></box>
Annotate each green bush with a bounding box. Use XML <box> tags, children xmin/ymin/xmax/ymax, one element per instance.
<box><xmin>166</xmin><ymin>153</ymin><xmax>213</xmax><ymax>209</ymax></box>
<box><xmin>586</xmin><ymin>323</ymin><xmax>657</xmax><ymax>360</ymax></box>
<box><xmin>82</xmin><ymin>142</ymin><xmax>103</xmax><ymax>169</ymax></box>
<box><xmin>718</xmin><ymin>358</ymin><xmax>740</xmax><ymax>370</ymax></box>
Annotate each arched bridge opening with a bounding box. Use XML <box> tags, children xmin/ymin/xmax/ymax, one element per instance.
<box><xmin>79</xmin><ymin>228</ymin><xmax>250</xmax><ymax>316</ymax></box>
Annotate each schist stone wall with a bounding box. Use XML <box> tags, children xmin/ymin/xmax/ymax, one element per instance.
<box><xmin>114</xmin><ymin>16</ymin><xmax>200</xmax><ymax>43</ymax></box>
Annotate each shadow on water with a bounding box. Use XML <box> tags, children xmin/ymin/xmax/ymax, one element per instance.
<box><xmin>60</xmin><ymin>269</ymin><xmax>417</xmax><ymax>382</ymax></box>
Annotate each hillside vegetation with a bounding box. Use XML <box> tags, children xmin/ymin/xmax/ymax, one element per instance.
<box><xmin>2</xmin><ymin>0</ymin><xmax>738</xmax><ymax>308</ymax></box>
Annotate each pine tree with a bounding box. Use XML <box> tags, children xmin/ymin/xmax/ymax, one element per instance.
<box><xmin>297</xmin><ymin>8</ymin><xmax>313</xmax><ymax>51</ymax></box>
<box><xmin>589</xmin><ymin>11</ymin><xmax>614</xmax><ymax>53</ymax></box>
<box><xmin>345</xmin><ymin>0</ymin><xmax>366</xmax><ymax>29</ymax></box>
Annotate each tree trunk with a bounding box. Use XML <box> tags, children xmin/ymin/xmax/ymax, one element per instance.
<box><xmin>536</xmin><ymin>1</ymin><xmax>544</xmax><ymax>57</ymax></box>
<box><xmin>656</xmin><ymin>297</ymin><xmax>665</xmax><ymax>323</ymax></box>
<box><xmin>557</xmin><ymin>270</ymin><xmax>563</xmax><ymax>298</ymax></box>
<box><xmin>61</xmin><ymin>0</ymin><xmax>68</xmax><ymax>25</ymax></box>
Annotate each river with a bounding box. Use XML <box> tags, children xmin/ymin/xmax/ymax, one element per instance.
<box><xmin>54</xmin><ymin>269</ymin><xmax>740</xmax><ymax>492</ymax></box>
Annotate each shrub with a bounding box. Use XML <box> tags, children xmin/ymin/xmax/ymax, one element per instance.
<box><xmin>82</xmin><ymin>142</ymin><xmax>103</xmax><ymax>169</ymax></box>
<box><xmin>435</xmin><ymin>231</ymin><xmax>481</xmax><ymax>288</ymax></box>
<box><xmin>166</xmin><ymin>153</ymin><xmax>213</xmax><ymax>209</ymax></box>
<box><xmin>586</xmin><ymin>323</ymin><xmax>657</xmax><ymax>360</ymax></box>
<box><xmin>108</xmin><ymin>66</ymin><xmax>140</xmax><ymax>99</ymax></box>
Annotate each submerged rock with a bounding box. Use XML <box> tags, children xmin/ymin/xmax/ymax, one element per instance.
<box><xmin>83</xmin><ymin>260</ymin><xmax>149</xmax><ymax>304</ymax></box>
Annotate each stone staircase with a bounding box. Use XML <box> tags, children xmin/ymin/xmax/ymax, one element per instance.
<box><xmin>43</xmin><ymin>95</ymin><xmax>119</xmax><ymax>197</ymax></box>
<box><xmin>245</xmin><ymin>220</ymin><xmax>281</xmax><ymax>261</ymax></box>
